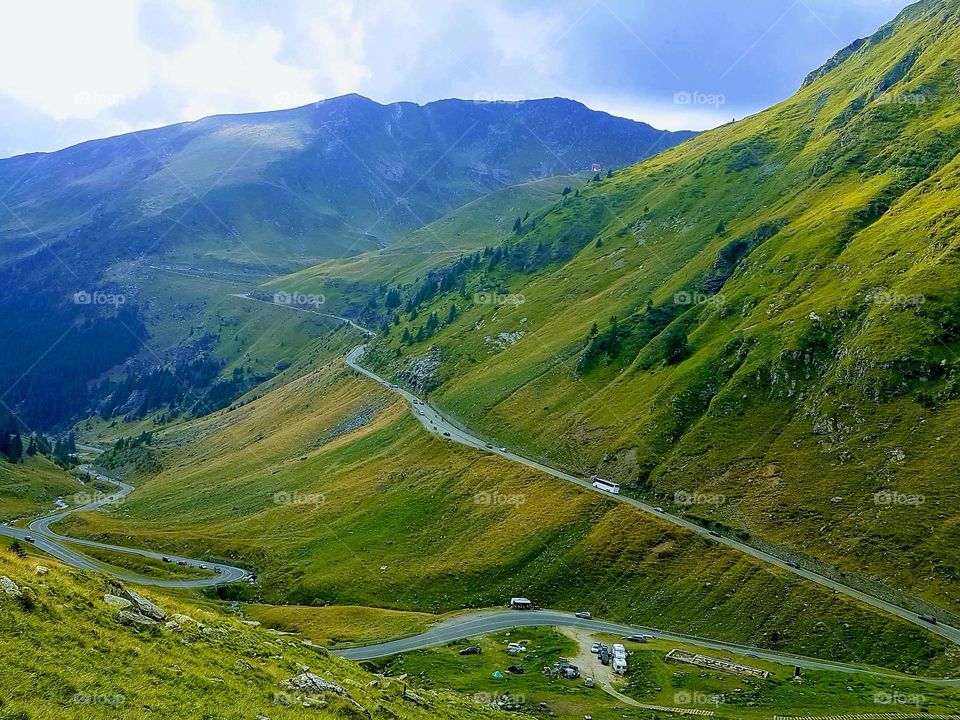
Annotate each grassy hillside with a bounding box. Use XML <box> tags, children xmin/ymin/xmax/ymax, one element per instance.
<box><xmin>355</xmin><ymin>0</ymin><xmax>960</xmax><ymax>617</ymax></box>
<box><xmin>0</xmin><ymin>456</ymin><xmax>83</xmax><ymax>522</ymax></box>
<box><xmin>265</xmin><ymin>175</ymin><xmax>584</xmax><ymax>316</ymax></box>
<box><xmin>0</xmin><ymin>551</ymin><xmax>515</xmax><ymax>720</ymax></box>
<box><xmin>55</xmin><ymin>352</ymin><xmax>960</xmax><ymax>675</ymax></box>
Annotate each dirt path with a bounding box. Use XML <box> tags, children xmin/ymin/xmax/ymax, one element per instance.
<box><xmin>560</xmin><ymin>628</ymin><xmax>715</xmax><ymax>717</ymax></box>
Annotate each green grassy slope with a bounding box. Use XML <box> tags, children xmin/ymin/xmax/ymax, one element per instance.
<box><xmin>356</xmin><ymin>0</ymin><xmax>960</xmax><ymax>616</ymax></box>
<box><xmin>0</xmin><ymin>456</ymin><xmax>84</xmax><ymax>522</ymax></box>
<box><xmin>0</xmin><ymin>551</ymin><xmax>515</xmax><ymax>720</ymax></box>
<box><xmin>56</xmin><ymin>354</ymin><xmax>959</xmax><ymax>675</ymax></box>
<box><xmin>265</xmin><ymin>175</ymin><xmax>584</xmax><ymax>315</ymax></box>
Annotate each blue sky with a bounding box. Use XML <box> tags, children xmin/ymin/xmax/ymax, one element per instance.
<box><xmin>0</xmin><ymin>0</ymin><xmax>913</xmax><ymax>158</ymax></box>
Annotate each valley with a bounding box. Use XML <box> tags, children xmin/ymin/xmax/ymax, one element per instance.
<box><xmin>4</xmin><ymin>1</ymin><xmax>960</xmax><ymax>718</ymax></box>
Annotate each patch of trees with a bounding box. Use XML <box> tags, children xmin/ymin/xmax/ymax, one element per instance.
<box><xmin>97</xmin><ymin>356</ymin><xmax>266</xmax><ymax>421</ymax></box>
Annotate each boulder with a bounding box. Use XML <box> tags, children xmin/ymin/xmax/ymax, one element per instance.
<box><xmin>34</xmin><ymin>565</ymin><xmax>49</xmax><ymax>576</ymax></box>
<box><xmin>104</xmin><ymin>594</ymin><xmax>133</xmax><ymax>610</ymax></box>
<box><xmin>118</xmin><ymin>587</ymin><xmax>166</xmax><ymax>620</ymax></box>
<box><xmin>1</xmin><ymin>576</ymin><xmax>22</xmax><ymax>598</ymax></box>
<box><xmin>117</xmin><ymin>609</ymin><xmax>159</xmax><ymax>627</ymax></box>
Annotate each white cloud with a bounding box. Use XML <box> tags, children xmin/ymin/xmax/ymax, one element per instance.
<box><xmin>0</xmin><ymin>0</ymin><xmax>151</xmax><ymax>120</ymax></box>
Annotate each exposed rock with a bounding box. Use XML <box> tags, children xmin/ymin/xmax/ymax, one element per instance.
<box><xmin>241</xmin><ymin>619</ymin><xmax>261</xmax><ymax>627</ymax></box>
<box><xmin>116</xmin><ymin>586</ymin><xmax>166</xmax><ymax>620</ymax></box>
<box><xmin>1</xmin><ymin>576</ymin><xmax>22</xmax><ymax>598</ymax></box>
<box><xmin>164</xmin><ymin>621</ymin><xmax>182</xmax><ymax>632</ymax></box>
<box><xmin>280</xmin><ymin>673</ymin><xmax>370</xmax><ymax>717</ymax></box>
<box><xmin>104</xmin><ymin>594</ymin><xmax>133</xmax><ymax>610</ymax></box>
<box><xmin>34</xmin><ymin>565</ymin><xmax>49</xmax><ymax>576</ymax></box>
<box><xmin>117</xmin><ymin>609</ymin><xmax>159</xmax><ymax>627</ymax></box>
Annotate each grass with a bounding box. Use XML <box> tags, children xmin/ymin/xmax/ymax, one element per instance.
<box><xmin>246</xmin><ymin>603</ymin><xmax>437</xmax><ymax>647</ymax></box>
<box><xmin>0</xmin><ymin>550</ymin><xmax>515</xmax><ymax>720</ymax></box>
<box><xmin>0</xmin><ymin>456</ymin><xmax>84</xmax><ymax>522</ymax></box>
<box><xmin>53</xmin><ymin>354</ymin><xmax>960</xmax><ymax>675</ymax></box>
<box><xmin>375</xmin><ymin>627</ymin><xmax>960</xmax><ymax>719</ymax></box>
<box><xmin>353</xmin><ymin>0</ymin><xmax>960</xmax><ymax>620</ymax></box>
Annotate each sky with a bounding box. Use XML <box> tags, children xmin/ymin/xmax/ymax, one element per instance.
<box><xmin>0</xmin><ymin>0</ymin><xmax>914</xmax><ymax>159</ymax></box>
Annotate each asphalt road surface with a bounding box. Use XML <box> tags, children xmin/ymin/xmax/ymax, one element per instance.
<box><xmin>346</xmin><ymin>344</ymin><xmax>960</xmax><ymax>647</ymax></box>
<box><xmin>0</xmin><ymin>465</ymin><xmax>246</xmax><ymax>588</ymax></box>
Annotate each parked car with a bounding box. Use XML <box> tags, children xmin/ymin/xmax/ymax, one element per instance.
<box><xmin>590</xmin><ymin>642</ymin><xmax>601</xmax><ymax>653</ymax></box>
<box><xmin>574</xmin><ymin>611</ymin><xmax>592</xmax><ymax>619</ymax></box>
<box><xmin>506</xmin><ymin>665</ymin><xmax>524</xmax><ymax>674</ymax></box>
<box><xmin>459</xmin><ymin>645</ymin><xmax>482</xmax><ymax>655</ymax></box>
<box><xmin>598</xmin><ymin>648</ymin><xmax>610</xmax><ymax>665</ymax></box>
<box><xmin>583</xmin><ymin>677</ymin><xmax>595</xmax><ymax>688</ymax></box>
<box><xmin>623</xmin><ymin>635</ymin><xmax>646</xmax><ymax>643</ymax></box>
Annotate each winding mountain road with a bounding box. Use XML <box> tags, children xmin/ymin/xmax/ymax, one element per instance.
<box><xmin>0</xmin><ymin>465</ymin><xmax>246</xmax><ymax>588</ymax></box>
<box><xmin>345</xmin><ymin>344</ymin><xmax>960</xmax><ymax>648</ymax></box>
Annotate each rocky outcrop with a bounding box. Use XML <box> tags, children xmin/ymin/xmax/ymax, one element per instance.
<box><xmin>1</xmin><ymin>576</ymin><xmax>22</xmax><ymax>598</ymax></box>
<box><xmin>108</xmin><ymin>584</ymin><xmax>167</xmax><ymax>627</ymax></box>
<box><xmin>279</xmin><ymin>673</ymin><xmax>370</xmax><ymax>717</ymax></box>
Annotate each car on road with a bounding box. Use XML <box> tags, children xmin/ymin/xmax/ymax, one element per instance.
<box><xmin>177</xmin><ymin>560</ymin><xmax>188</xmax><ymax>566</ymax></box>
<box><xmin>162</xmin><ymin>556</ymin><xmax>171</xmax><ymax>562</ymax></box>
<box><xmin>418</xmin><ymin>410</ymin><xmax>425</xmax><ymax>415</ymax></box>
<box><xmin>786</xmin><ymin>561</ymin><xmax>801</xmax><ymax>569</ymax></box>
<box><xmin>443</xmin><ymin>431</ymin><xmax>451</xmax><ymax>437</ymax></box>
<box><xmin>590</xmin><ymin>642</ymin><xmax>601</xmax><ymax>653</ymax></box>
<box><xmin>919</xmin><ymin>613</ymin><xmax>938</xmax><ymax>625</ymax></box>
<box><xmin>459</xmin><ymin>645</ymin><xmax>482</xmax><ymax>655</ymax></box>
<box><xmin>499</xmin><ymin>447</ymin><xmax>507</xmax><ymax>452</ymax></box>
<box><xmin>24</xmin><ymin>535</ymin><xmax>34</xmax><ymax>543</ymax></box>
<box><xmin>485</xmin><ymin>443</ymin><xmax>494</xmax><ymax>449</ymax></box>
<box><xmin>654</xmin><ymin>507</ymin><xmax>665</xmax><ymax>513</ymax></box>
<box><xmin>574</xmin><ymin>611</ymin><xmax>592</xmax><ymax>619</ymax></box>
<box><xmin>199</xmin><ymin>564</ymin><xmax>208</xmax><ymax>570</ymax></box>
<box><xmin>709</xmin><ymin>530</ymin><xmax>721</xmax><ymax>538</ymax></box>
